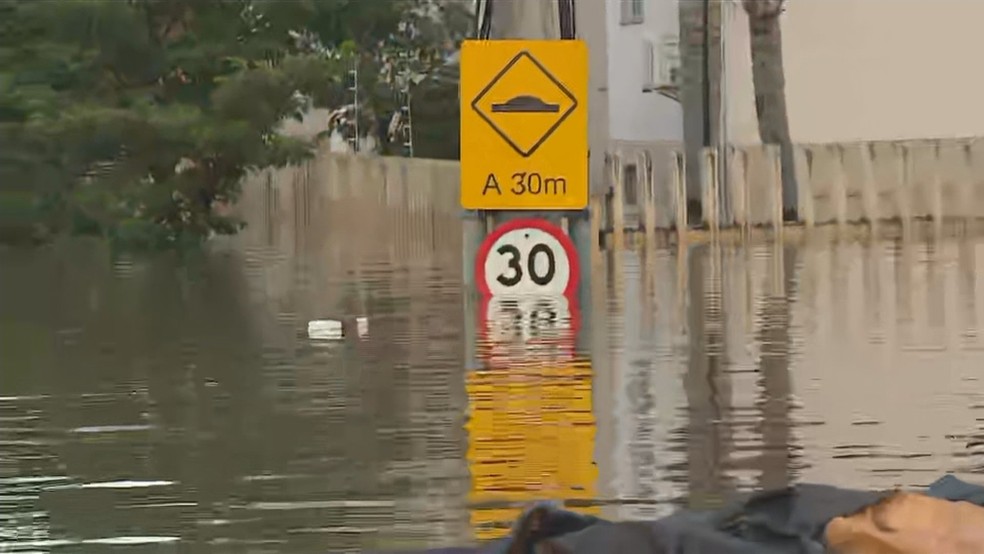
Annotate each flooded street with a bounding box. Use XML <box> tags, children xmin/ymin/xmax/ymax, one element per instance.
<box><xmin>4</xmin><ymin>222</ymin><xmax>984</xmax><ymax>552</ymax></box>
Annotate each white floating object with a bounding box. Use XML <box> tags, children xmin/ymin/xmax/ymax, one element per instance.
<box><xmin>70</xmin><ymin>424</ymin><xmax>153</xmax><ymax>434</ymax></box>
<box><xmin>84</xmin><ymin>536</ymin><xmax>180</xmax><ymax>545</ymax></box>
<box><xmin>355</xmin><ymin>316</ymin><xmax>369</xmax><ymax>338</ymax></box>
<box><xmin>46</xmin><ymin>479</ymin><xmax>176</xmax><ymax>491</ymax></box>
<box><xmin>307</xmin><ymin>319</ymin><xmax>343</xmax><ymax>340</ymax></box>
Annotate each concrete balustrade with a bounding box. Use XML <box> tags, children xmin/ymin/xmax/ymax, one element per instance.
<box><xmin>236</xmin><ymin>137</ymin><xmax>984</xmax><ymax>252</ymax></box>
<box><xmin>603</xmin><ymin>137</ymin><xmax>984</xmax><ymax>240</ymax></box>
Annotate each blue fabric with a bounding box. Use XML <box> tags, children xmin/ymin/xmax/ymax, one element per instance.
<box><xmin>380</xmin><ymin>474</ymin><xmax>984</xmax><ymax>554</ymax></box>
<box><xmin>926</xmin><ymin>473</ymin><xmax>984</xmax><ymax>505</ymax></box>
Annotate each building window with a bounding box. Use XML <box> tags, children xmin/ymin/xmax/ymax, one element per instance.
<box><xmin>621</xmin><ymin>0</ymin><xmax>644</xmax><ymax>25</ymax></box>
<box><xmin>623</xmin><ymin>163</ymin><xmax>639</xmax><ymax>206</ymax></box>
<box><xmin>643</xmin><ymin>34</ymin><xmax>680</xmax><ymax>100</ymax></box>
<box><xmin>659</xmin><ymin>34</ymin><xmax>680</xmax><ymax>86</ymax></box>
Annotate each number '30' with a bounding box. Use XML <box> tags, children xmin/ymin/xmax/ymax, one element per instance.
<box><xmin>495</xmin><ymin>243</ymin><xmax>556</xmax><ymax>287</ymax></box>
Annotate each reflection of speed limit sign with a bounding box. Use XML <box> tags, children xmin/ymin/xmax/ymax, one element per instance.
<box><xmin>478</xmin><ymin>295</ymin><xmax>580</xmax><ymax>366</ymax></box>
<box><xmin>483</xmin><ymin>295</ymin><xmax>576</xmax><ymax>342</ymax></box>
<box><xmin>475</xmin><ymin>218</ymin><xmax>579</xmax><ymax>297</ymax></box>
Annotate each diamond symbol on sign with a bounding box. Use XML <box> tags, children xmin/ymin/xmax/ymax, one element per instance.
<box><xmin>470</xmin><ymin>51</ymin><xmax>578</xmax><ymax>158</ymax></box>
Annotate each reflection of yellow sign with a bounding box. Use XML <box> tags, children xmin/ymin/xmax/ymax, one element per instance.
<box><xmin>460</xmin><ymin>40</ymin><xmax>588</xmax><ymax>211</ymax></box>
<box><xmin>465</xmin><ymin>361</ymin><xmax>598</xmax><ymax>540</ymax></box>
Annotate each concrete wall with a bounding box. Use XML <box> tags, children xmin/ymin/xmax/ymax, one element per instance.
<box><xmin>731</xmin><ymin>139</ymin><xmax>984</xmax><ymax>227</ymax></box>
<box><xmin>604</xmin><ymin>137</ymin><xmax>984</xmax><ymax>230</ymax></box>
<box><xmin>238</xmin><ymin>133</ymin><xmax>984</xmax><ymax>240</ymax></box>
<box><xmin>234</xmin><ymin>145</ymin><xmax>462</xmax><ymax>265</ymax></box>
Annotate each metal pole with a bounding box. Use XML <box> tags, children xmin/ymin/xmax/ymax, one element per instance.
<box><xmin>349</xmin><ymin>58</ymin><xmax>360</xmax><ymax>153</ymax></box>
<box><xmin>702</xmin><ymin>0</ymin><xmax>711</xmax><ymax>152</ymax></box>
<box><xmin>719</xmin><ymin>0</ymin><xmax>730</xmax><ymax>222</ymax></box>
<box><xmin>461</xmin><ymin>1</ymin><xmax>600</xmax><ymax>525</ymax></box>
<box><xmin>400</xmin><ymin>58</ymin><xmax>415</xmax><ymax>158</ymax></box>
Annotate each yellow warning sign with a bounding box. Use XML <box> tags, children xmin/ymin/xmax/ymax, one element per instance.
<box><xmin>465</xmin><ymin>361</ymin><xmax>599</xmax><ymax>541</ymax></box>
<box><xmin>460</xmin><ymin>40</ymin><xmax>588</xmax><ymax>211</ymax></box>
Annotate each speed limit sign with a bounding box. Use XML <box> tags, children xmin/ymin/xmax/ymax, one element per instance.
<box><xmin>475</xmin><ymin>218</ymin><xmax>580</xmax><ymax>298</ymax></box>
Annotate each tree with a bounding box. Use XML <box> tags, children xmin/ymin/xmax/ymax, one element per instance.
<box><xmin>392</xmin><ymin>1</ymin><xmax>470</xmax><ymax>160</ymax></box>
<box><xmin>408</xmin><ymin>58</ymin><xmax>461</xmax><ymax>160</ymax></box>
<box><xmin>0</xmin><ymin>0</ymin><xmax>465</xmax><ymax>249</ymax></box>
<box><xmin>743</xmin><ymin>0</ymin><xmax>797</xmax><ymax>219</ymax></box>
<box><xmin>677</xmin><ymin>0</ymin><xmax>796</xmax><ymax>223</ymax></box>
<box><xmin>293</xmin><ymin>0</ymin><xmax>470</xmax><ymax>158</ymax></box>
<box><xmin>0</xmin><ymin>0</ymin><xmax>357</xmax><ymax>248</ymax></box>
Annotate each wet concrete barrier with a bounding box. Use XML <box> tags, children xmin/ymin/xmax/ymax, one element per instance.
<box><xmin>237</xmin><ymin>138</ymin><xmax>984</xmax><ymax>250</ymax></box>
<box><xmin>235</xmin><ymin>144</ymin><xmax>462</xmax><ymax>263</ymax></box>
<box><xmin>605</xmin><ymin>137</ymin><xmax>984</xmax><ymax>241</ymax></box>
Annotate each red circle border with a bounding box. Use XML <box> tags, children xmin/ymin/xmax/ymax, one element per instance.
<box><xmin>474</xmin><ymin>218</ymin><xmax>580</xmax><ymax>298</ymax></box>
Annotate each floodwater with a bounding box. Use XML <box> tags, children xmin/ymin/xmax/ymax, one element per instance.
<box><xmin>4</xmin><ymin>221</ymin><xmax>984</xmax><ymax>552</ymax></box>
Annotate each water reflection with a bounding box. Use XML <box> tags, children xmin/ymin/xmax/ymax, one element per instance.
<box><xmin>464</xmin><ymin>361</ymin><xmax>598</xmax><ymax>540</ymax></box>
<box><xmin>683</xmin><ymin>243</ymin><xmax>736</xmax><ymax>507</ymax></box>
<box><xmin>1</xmin><ymin>236</ymin><xmax>472</xmax><ymax>552</ymax></box>
<box><xmin>751</xmin><ymin>243</ymin><xmax>798</xmax><ymax>492</ymax></box>
<box><xmin>5</xmin><ymin>219</ymin><xmax>984</xmax><ymax>550</ymax></box>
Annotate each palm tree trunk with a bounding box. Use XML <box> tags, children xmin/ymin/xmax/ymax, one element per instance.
<box><xmin>745</xmin><ymin>0</ymin><xmax>797</xmax><ymax>219</ymax></box>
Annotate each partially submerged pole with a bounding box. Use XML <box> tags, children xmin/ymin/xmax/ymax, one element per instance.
<box><xmin>461</xmin><ymin>0</ymin><xmax>604</xmax><ymax>518</ymax></box>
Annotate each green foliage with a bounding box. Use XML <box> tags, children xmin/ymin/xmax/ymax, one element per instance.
<box><xmin>0</xmin><ymin>0</ymin><xmax>468</xmax><ymax>249</ymax></box>
<box><xmin>410</xmin><ymin>63</ymin><xmax>461</xmax><ymax>160</ymax></box>
<box><xmin>292</xmin><ymin>0</ymin><xmax>470</xmax><ymax>158</ymax></box>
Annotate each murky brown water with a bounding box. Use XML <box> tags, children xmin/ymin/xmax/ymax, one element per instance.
<box><xmin>4</xmin><ymin>225</ymin><xmax>984</xmax><ymax>552</ymax></box>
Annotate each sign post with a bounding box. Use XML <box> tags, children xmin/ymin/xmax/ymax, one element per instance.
<box><xmin>459</xmin><ymin>0</ymin><xmax>601</xmax><ymax>534</ymax></box>
<box><xmin>460</xmin><ymin>0</ymin><xmax>593</xmax><ymax>336</ymax></box>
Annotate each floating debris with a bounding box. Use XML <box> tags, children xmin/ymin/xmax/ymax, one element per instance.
<box><xmin>307</xmin><ymin>317</ymin><xmax>369</xmax><ymax>340</ymax></box>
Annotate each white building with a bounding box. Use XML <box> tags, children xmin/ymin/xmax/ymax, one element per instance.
<box><xmin>601</xmin><ymin>0</ymin><xmax>683</xmax><ymax>144</ymax></box>
<box><xmin>571</xmin><ymin>0</ymin><xmax>684</xmax><ymax>212</ymax></box>
<box><xmin>592</xmin><ymin>0</ymin><xmax>984</xmax><ymax>147</ymax></box>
